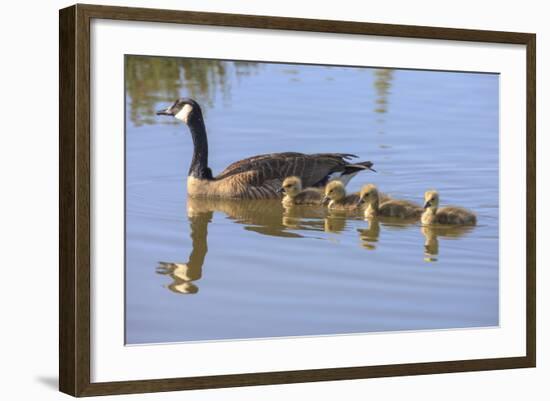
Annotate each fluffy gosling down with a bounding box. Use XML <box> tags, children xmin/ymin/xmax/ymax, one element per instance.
<box><xmin>279</xmin><ymin>176</ymin><xmax>324</xmax><ymax>207</ymax></box>
<box><xmin>323</xmin><ymin>180</ymin><xmax>362</xmax><ymax>210</ymax></box>
<box><xmin>422</xmin><ymin>190</ymin><xmax>477</xmax><ymax>226</ymax></box>
<box><xmin>359</xmin><ymin>184</ymin><xmax>423</xmax><ymax>219</ymax></box>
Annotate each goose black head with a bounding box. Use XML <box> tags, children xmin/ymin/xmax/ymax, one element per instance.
<box><xmin>156</xmin><ymin>98</ymin><xmax>202</xmax><ymax>124</ymax></box>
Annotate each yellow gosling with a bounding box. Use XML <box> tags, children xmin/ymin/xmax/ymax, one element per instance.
<box><xmin>323</xmin><ymin>180</ymin><xmax>361</xmax><ymax>210</ymax></box>
<box><xmin>421</xmin><ymin>190</ymin><xmax>477</xmax><ymax>226</ymax></box>
<box><xmin>359</xmin><ymin>184</ymin><xmax>423</xmax><ymax>219</ymax></box>
<box><xmin>279</xmin><ymin>176</ymin><xmax>324</xmax><ymax>207</ymax></box>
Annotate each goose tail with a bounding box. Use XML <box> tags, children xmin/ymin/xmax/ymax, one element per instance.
<box><xmin>344</xmin><ymin>161</ymin><xmax>376</xmax><ymax>174</ymax></box>
<box><xmin>330</xmin><ymin>161</ymin><xmax>375</xmax><ymax>186</ymax></box>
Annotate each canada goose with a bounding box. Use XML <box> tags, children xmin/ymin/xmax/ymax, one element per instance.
<box><xmin>359</xmin><ymin>184</ymin><xmax>423</xmax><ymax>219</ymax></box>
<box><xmin>422</xmin><ymin>190</ymin><xmax>477</xmax><ymax>225</ymax></box>
<box><xmin>323</xmin><ymin>180</ymin><xmax>362</xmax><ymax>210</ymax></box>
<box><xmin>156</xmin><ymin>98</ymin><xmax>374</xmax><ymax>199</ymax></box>
<box><xmin>279</xmin><ymin>176</ymin><xmax>324</xmax><ymax>207</ymax></box>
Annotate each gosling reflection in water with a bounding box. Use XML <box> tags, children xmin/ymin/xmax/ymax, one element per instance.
<box><xmin>357</xmin><ymin>216</ymin><xmax>418</xmax><ymax>250</ymax></box>
<box><xmin>357</xmin><ymin>217</ymin><xmax>380</xmax><ymax>250</ymax></box>
<box><xmin>422</xmin><ymin>225</ymin><xmax>474</xmax><ymax>262</ymax></box>
<box><xmin>324</xmin><ymin>214</ymin><xmax>348</xmax><ymax>233</ymax></box>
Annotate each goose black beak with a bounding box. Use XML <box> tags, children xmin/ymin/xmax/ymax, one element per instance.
<box><xmin>156</xmin><ymin>108</ymin><xmax>173</xmax><ymax>116</ymax></box>
<box><xmin>322</xmin><ymin>195</ymin><xmax>330</xmax><ymax>205</ymax></box>
<box><xmin>424</xmin><ymin>201</ymin><xmax>431</xmax><ymax>209</ymax></box>
<box><xmin>277</xmin><ymin>187</ymin><xmax>285</xmax><ymax>194</ymax></box>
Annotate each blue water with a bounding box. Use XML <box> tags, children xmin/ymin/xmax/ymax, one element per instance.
<box><xmin>125</xmin><ymin>57</ymin><xmax>499</xmax><ymax>344</ymax></box>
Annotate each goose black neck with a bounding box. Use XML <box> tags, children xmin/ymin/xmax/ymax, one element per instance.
<box><xmin>187</xmin><ymin>110</ymin><xmax>213</xmax><ymax>180</ymax></box>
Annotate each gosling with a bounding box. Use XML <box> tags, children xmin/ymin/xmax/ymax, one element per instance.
<box><xmin>323</xmin><ymin>180</ymin><xmax>362</xmax><ymax>210</ymax></box>
<box><xmin>422</xmin><ymin>190</ymin><xmax>477</xmax><ymax>226</ymax></box>
<box><xmin>279</xmin><ymin>176</ymin><xmax>324</xmax><ymax>207</ymax></box>
<box><xmin>359</xmin><ymin>184</ymin><xmax>423</xmax><ymax>219</ymax></box>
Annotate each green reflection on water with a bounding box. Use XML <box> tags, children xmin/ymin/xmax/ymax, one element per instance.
<box><xmin>373</xmin><ymin>68</ymin><xmax>394</xmax><ymax>140</ymax></box>
<box><xmin>125</xmin><ymin>56</ymin><xmax>395</xmax><ymax>127</ymax></box>
<box><xmin>125</xmin><ymin>56</ymin><xmax>260</xmax><ymax>126</ymax></box>
<box><xmin>374</xmin><ymin>68</ymin><xmax>394</xmax><ymax>115</ymax></box>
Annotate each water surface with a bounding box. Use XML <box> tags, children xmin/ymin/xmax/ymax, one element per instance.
<box><xmin>125</xmin><ymin>56</ymin><xmax>499</xmax><ymax>344</ymax></box>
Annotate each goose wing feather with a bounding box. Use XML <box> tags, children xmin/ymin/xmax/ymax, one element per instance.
<box><xmin>215</xmin><ymin>152</ymin><xmax>358</xmax><ymax>188</ymax></box>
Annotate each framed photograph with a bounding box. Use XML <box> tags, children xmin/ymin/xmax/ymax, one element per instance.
<box><xmin>59</xmin><ymin>4</ymin><xmax>536</xmax><ymax>397</ymax></box>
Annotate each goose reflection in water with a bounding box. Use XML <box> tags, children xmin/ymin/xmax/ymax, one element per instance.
<box><xmin>421</xmin><ymin>225</ymin><xmax>474</xmax><ymax>262</ymax></box>
<box><xmin>191</xmin><ymin>197</ymin><xmax>328</xmax><ymax>238</ymax></box>
<box><xmin>156</xmin><ymin>197</ymin><xmax>334</xmax><ymax>294</ymax></box>
<box><xmin>155</xmin><ymin>195</ymin><xmax>479</xmax><ymax>294</ymax></box>
<box><xmin>156</xmin><ymin>210</ymin><xmax>211</xmax><ymax>294</ymax></box>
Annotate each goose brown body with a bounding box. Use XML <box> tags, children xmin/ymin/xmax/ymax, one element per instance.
<box><xmin>157</xmin><ymin>98</ymin><xmax>374</xmax><ymax>199</ymax></box>
<box><xmin>421</xmin><ymin>190</ymin><xmax>477</xmax><ymax>226</ymax></box>
<box><xmin>360</xmin><ymin>184</ymin><xmax>422</xmax><ymax>219</ymax></box>
<box><xmin>187</xmin><ymin>152</ymin><xmax>371</xmax><ymax>199</ymax></box>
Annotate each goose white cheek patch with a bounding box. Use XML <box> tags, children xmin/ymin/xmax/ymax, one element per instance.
<box><xmin>175</xmin><ymin>104</ymin><xmax>193</xmax><ymax>123</ymax></box>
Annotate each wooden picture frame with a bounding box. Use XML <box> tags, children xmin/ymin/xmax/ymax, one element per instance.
<box><xmin>59</xmin><ymin>3</ymin><xmax>536</xmax><ymax>397</ymax></box>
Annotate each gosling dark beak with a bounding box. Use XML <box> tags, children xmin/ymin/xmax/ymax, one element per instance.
<box><xmin>322</xmin><ymin>195</ymin><xmax>329</xmax><ymax>205</ymax></box>
<box><xmin>156</xmin><ymin>107</ymin><xmax>173</xmax><ymax>116</ymax></box>
<box><xmin>277</xmin><ymin>187</ymin><xmax>285</xmax><ymax>194</ymax></box>
<box><xmin>424</xmin><ymin>201</ymin><xmax>431</xmax><ymax>209</ymax></box>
